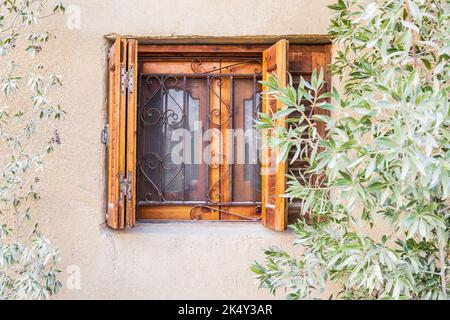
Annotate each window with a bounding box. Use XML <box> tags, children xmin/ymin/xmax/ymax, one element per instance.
<box><xmin>105</xmin><ymin>38</ymin><xmax>331</xmax><ymax>231</ymax></box>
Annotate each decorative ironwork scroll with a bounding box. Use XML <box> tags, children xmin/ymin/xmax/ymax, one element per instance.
<box><xmin>190</xmin><ymin>205</ymin><xmax>261</xmax><ymax>221</ymax></box>
<box><xmin>190</xmin><ymin>58</ymin><xmax>262</xmax><ymax>75</ymax></box>
<box><xmin>139</xmin><ymin>152</ymin><xmax>183</xmax><ymax>202</ymax></box>
<box><xmin>140</xmin><ymin>75</ymin><xmax>185</xmax><ymax>128</ymax></box>
<box><xmin>209</xmin><ymin>75</ymin><xmax>231</xmax><ymax>128</ymax></box>
<box><xmin>207</xmin><ymin>152</ymin><xmax>230</xmax><ymax>203</ymax></box>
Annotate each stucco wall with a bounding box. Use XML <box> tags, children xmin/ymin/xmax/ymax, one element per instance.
<box><xmin>30</xmin><ymin>0</ymin><xmax>335</xmax><ymax>299</ymax></box>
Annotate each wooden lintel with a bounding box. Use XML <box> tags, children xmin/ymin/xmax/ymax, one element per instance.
<box><xmin>104</xmin><ymin>34</ymin><xmax>332</xmax><ymax>45</ymax></box>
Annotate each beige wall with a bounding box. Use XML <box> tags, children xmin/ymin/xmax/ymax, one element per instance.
<box><xmin>32</xmin><ymin>0</ymin><xmax>334</xmax><ymax>299</ymax></box>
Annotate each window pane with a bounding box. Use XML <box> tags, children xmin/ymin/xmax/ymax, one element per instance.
<box><xmin>232</xmin><ymin>78</ymin><xmax>262</xmax><ymax>202</ymax></box>
<box><xmin>138</xmin><ymin>76</ymin><xmax>207</xmax><ymax>203</ymax></box>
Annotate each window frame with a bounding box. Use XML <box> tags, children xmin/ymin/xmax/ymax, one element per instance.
<box><xmin>137</xmin><ymin>57</ymin><xmax>264</xmax><ymax>222</ymax></box>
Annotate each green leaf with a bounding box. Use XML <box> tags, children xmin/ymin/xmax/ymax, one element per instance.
<box><xmin>273</xmin><ymin>107</ymin><xmax>296</xmax><ymax>120</ymax></box>
<box><xmin>366</xmin><ymin>181</ymin><xmax>384</xmax><ymax>193</ymax></box>
<box><xmin>277</xmin><ymin>142</ymin><xmax>292</xmax><ymax>163</ymax></box>
<box><xmin>317</xmin><ymin>102</ymin><xmax>337</xmax><ymax>111</ymax></box>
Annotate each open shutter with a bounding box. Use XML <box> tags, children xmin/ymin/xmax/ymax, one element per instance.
<box><xmin>106</xmin><ymin>37</ymin><xmax>134</xmax><ymax>229</ymax></box>
<box><xmin>125</xmin><ymin>39</ymin><xmax>138</xmax><ymax>228</ymax></box>
<box><xmin>261</xmin><ymin>39</ymin><xmax>289</xmax><ymax>231</ymax></box>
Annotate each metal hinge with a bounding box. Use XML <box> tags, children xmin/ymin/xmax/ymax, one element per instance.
<box><xmin>120</xmin><ymin>64</ymin><xmax>127</xmax><ymax>93</ymax></box>
<box><xmin>120</xmin><ymin>64</ymin><xmax>134</xmax><ymax>94</ymax></box>
<box><xmin>101</xmin><ymin>125</ymin><xmax>109</xmax><ymax>146</ymax></box>
<box><xmin>126</xmin><ymin>172</ymin><xmax>132</xmax><ymax>201</ymax></box>
<box><xmin>119</xmin><ymin>171</ymin><xmax>133</xmax><ymax>205</ymax></box>
<box><xmin>128</xmin><ymin>64</ymin><xmax>134</xmax><ymax>94</ymax></box>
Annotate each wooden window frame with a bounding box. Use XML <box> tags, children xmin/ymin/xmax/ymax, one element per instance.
<box><xmin>106</xmin><ymin>38</ymin><xmax>332</xmax><ymax>231</ymax></box>
<box><xmin>137</xmin><ymin>56</ymin><xmax>263</xmax><ymax>222</ymax></box>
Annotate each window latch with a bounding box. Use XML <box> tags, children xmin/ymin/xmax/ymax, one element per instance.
<box><xmin>101</xmin><ymin>125</ymin><xmax>109</xmax><ymax>146</ymax></box>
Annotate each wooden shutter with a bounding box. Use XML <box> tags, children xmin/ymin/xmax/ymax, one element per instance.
<box><xmin>106</xmin><ymin>38</ymin><xmax>137</xmax><ymax>229</ymax></box>
<box><xmin>125</xmin><ymin>39</ymin><xmax>138</xmax><ymax>228</ymax></box>
<box><xmin>261</xmin><ymin>39</ymin><xmax>289</xmax><ymax>231</ymax></box>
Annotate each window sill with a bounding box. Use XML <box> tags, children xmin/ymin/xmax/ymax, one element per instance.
<box><xmin>119</xmin><ymin>221</ymin><xmax>292</xmax><ymax>237</ymax></box>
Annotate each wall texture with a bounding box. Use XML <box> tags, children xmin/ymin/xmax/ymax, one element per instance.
<box><xmin>30</xmin><ymin>0</ymin><xmax>335</xmax><ymax>299</ymax></box>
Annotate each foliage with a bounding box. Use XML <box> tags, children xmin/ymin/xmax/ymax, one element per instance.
<box><xmin>252</xmin><ymin>0</ymin><xmax>449</xmax><ymax>299</ymax></box>
<box><xmin>0</xmin><ymin>0</ymin><xmax>65</xmax><ymax>300</ymax></box>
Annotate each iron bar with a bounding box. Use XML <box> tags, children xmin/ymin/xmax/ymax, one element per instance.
<box><xmin>206</xmin><ymin>75</ymin><xmax>211</xmax><ymax>202</ymax></box>
<box><xmin>141</xmin><ymin>73</ymin><xmax>259</xmax><ymax>79</ymax></box>
<box><xmin>138</xmin><ymin>201</ymin><xmax>261</xmax><ymax>206</ymax></box>
<box><xmin>182</xmin><ymin>76</ymin><xmax>187</xmax><ymax>202</ymax></box>
<box><xmin>230</xmin><ymin>76</ymin><xmax>234</xmax><ymax>203</ymax></box>
<box><xmin>252</xmin><ymin>74</ymin><xmax>257</xmax><ymax>203</ymax></box>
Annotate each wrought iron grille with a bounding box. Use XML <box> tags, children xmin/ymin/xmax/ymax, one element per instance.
<box><xmin>137</xmin><ymin>59</ymin><xmax>262</xmax><ymax>220</ymax></box>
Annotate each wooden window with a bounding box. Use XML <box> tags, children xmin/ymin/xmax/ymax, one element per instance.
<box><xmin>105</xmin><ymin>38</ymin><xmax>331</xmax><ymax>231</ymax></box>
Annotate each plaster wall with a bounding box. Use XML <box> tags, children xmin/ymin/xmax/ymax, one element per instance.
<box><xmin>27</xmin><ymin>0</ymin><xmax>335</xmax><ymax>299</ymax></box>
